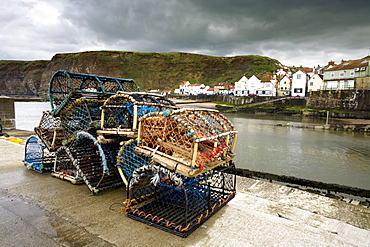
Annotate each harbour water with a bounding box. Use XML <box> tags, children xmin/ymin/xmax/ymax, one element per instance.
<box><xmin>226</xmin><ymin>112</ymin><xmax>370</xmax><ymax>190</ymax></box>
<box><xmin>12</xmin><ymin>102</ymin><xmax>370</xmax><ymax>190</ymax></box>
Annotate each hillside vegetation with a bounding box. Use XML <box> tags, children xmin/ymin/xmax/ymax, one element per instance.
<box><xmin>0</xmin><ymin>51</ymin><xmax>282</xmax><ymax>97</ymax></box>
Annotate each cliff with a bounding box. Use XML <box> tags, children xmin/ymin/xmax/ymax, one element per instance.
<box><xmin>0</xmin><ymin>51</ymin><xmax>281</xmax><ymax>97</ymax></box>
<box><xmin>0</xmin><ymin>60</ymin><xmax>49</xmax><ymax>96</ymax></box>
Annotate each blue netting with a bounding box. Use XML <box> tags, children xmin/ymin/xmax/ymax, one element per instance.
<box><xmin>60</xmin><ymin>99</ymin><xmax>104</xmax><ymax>142</ymax></box>
<box><xmin>124</xmin><ymin>103</ymin><xmax>161</xmax><ymax>117</ymax></box>
<box><xmin>158</xmin><ymin>174</ymin><xmax>210</xmax><ymax>208</ymax></box>
<box><xmin>23</xmin><ymin>136</ymin><xmax>44</xmax><ymax>171</ymax></box>
<box><xmin>117</xmin><ymin>139</ymin><xmax>151</xmax><ymax>182</ymax></box>
<box><xmin>23</xmin><ymin>136</ymin><xmax>55</xmax><ymax>172</ymax></box>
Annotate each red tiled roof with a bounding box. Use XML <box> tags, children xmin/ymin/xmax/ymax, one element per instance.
<box><xmin>326</xmin><ymin>59</ymin><xmax>369</xmax><ymax>71</ymax></box>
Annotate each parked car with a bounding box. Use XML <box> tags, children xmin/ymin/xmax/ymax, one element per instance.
<box><xmin>248</xmin><ymin>94</ymin><xmax>258</xmax><ymax>97</ymax></box>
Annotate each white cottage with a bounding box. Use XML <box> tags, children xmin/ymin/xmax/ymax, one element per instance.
<box><xmin>307</xmin><ymin>74</ymin><xmax>324</xmax><ymax>92</ymax></box>
<box><xmin>277</xmin><ymin>75</ymin><xmax>291</xmax><ymax>96</ymax></box>
<box><xmin>291</xmin><ymin>71</ymin><xmax>307</xmax><ymax>97</ymax></box>
<box><xmin>234</xmin><ymin>75</ymin><xmax>248</xmax><ymax>96</ymax></box>
<box><xmin>174</xmin><ymin>81</ymin><xmax>208</xmax><ymax>95</ymax></box>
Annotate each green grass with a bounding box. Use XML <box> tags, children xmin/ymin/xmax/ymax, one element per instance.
<box><xmin>284</xmin><ymin>106</ymin><xmax>319</xmax><ymax>111</ymax></box>
<box><xmin>213</xmin><ymin>101</ymin><xmax>236</xmax><ymax>108</ymax></box>
<box><xmin>0</xmin><ymin>51</ymin><xmax>282</xmax><ymax>96</ymax></box>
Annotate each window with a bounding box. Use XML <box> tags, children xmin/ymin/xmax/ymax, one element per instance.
<box><xmin>297</xmin><ymin>74</ymin><xmax>301</xmax><ymax>79</ymax></box>
<box><xmin>310</xmin><ymin>82</ymin><xmax>313</xmax><ymax>86</ymax></box>
<box><xmin>339</xmin><ymin>72</ymin><xmax>345</xmax><ymax>77</ymax></box>
<box><xmin>280</xmin><ymin>87</ymin><xmax>284</xmax><ymax>90</ymax></box>
<box><xmin>330</xmin><ymin>72</ymin><xmax>335</xmax><ymax>77</ymax></box>
<box><xmin>350</xmin><ymin>71</ymin><xmax>355</xmax><ymax>76</ymax></box>
<box><xmin>348</xmin><ymin>80</ymin><xmax>355</xmax><ymax>88</ymax></box>
<box><xmin>327</xmin><ymin>81</ymin><xmax>337</xmax><ymax>89</ymax></box>
<box><xmin>294</xmin><ymin>88</ymin><xmax>303</xmax><ymax>93</ymax></box>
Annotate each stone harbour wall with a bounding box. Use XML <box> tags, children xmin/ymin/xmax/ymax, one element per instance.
<box><xmin>0</xmin><ymin>97</ymin><xmax>15</xmax><ymax>129</ymax></box>
<box><xmin>307</xmin><ymin>90</ymin><xmax>370</xmax><ymax>111</ymax></box>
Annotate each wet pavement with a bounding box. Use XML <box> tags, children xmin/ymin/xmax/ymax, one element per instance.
<box><xmin>0</xmin><ymin>137</ymin><xmax>370</xmax><ymax>246</ymax></box>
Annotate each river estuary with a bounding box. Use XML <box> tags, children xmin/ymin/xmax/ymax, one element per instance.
<box><xmin>13</xmin><ymin>102</ymin><xmax>370</xmax><ymax>190</ymax></box>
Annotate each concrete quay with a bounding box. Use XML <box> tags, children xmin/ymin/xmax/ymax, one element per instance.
<box><xmin>0</xmin><ymin>137</ymin><xmax>369</xmax><ymax>246</ymax></box>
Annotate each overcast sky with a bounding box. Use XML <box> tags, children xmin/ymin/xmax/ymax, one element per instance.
<box><xmin>1</xmin><ymin>0</ymin><xmax>369</xmax><ymax>67</ymax></box>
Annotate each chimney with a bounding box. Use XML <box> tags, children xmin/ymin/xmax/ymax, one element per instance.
<box><xmin>328</xmin><ymin>60</ymin><xmax>335</xmax><ymax>65</ymax></box>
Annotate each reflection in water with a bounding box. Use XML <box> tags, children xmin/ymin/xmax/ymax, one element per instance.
<box><xmin>225</xmin><ymin>113</ymin><xmax>370</xmax><ymax>190</ymax></box>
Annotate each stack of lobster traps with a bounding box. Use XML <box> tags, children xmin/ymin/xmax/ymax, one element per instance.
<box><xmin>23</xmin><ymin>70</ymin><xmax>237</xmax><ymax>237</ymax></box>
<box><xmin>118</xmin><ymin>109</ymin><xmax>238</xmax><ymax>237</ymax></box>
<box><xmin>24</xmin><ymin>70</ymin><xmax>141</xmax><ymax>190</ymax></box>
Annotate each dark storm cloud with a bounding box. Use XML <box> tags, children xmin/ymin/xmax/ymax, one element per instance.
<box><xmin>1</xmin><ymin>0</ymin><xmax>369</xmax><ymax>66</ymax></box>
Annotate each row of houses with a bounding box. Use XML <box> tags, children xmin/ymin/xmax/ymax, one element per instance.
<box><xmin>170</xmin><ymin>57</ymin><xmax>370</xmax><ymax>97</ymax></box>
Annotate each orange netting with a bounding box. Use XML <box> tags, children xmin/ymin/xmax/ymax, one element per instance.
<box><xmin>138</xmin><ymin>109</ymin><xmax>236</xmax><ymax>168</ymax></box>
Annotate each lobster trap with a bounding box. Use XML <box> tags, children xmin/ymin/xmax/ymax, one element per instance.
<box><xmin>98</xmin><ymin>92</ymin><xmax>177</xmax><ymax>137</ymax></box>
<box><xmin>59</xmin><ymin>97</ymin><xmax>106</xmax><ymax>143</ymax></box>
<box><xmin>124</xmin><ymin>161</ymin><xmax>236</xmax><ymax>237</ymax></box>
<box><xmin>51</xmin><ymin>131</ymin><xmax>123</xmax><ymax>193</ymax></box>
<box><xmin>135</xmin><ymin>109</ymin><xmax>237</xmax><ymax>177</ymax></box>
<box><xmin>49</xmin><ymin>70</ymin><xmax>140</xmax><ymax>115</ymax></box>
<box><xmin>116</xmin><ymin>139</ymin><xmax>152</xmax><ymax>186</ymax></box>
<box><xmin>34</xmin><ymin>111</ymin><xmax>64</xmax><ymax>152</ymax></box>
<box><xmin>23</xmin><ymin>70</ymin><xmax>238</xmax><ymax>237</ymax></box>
<box><xmin>52</xmin><ymin>146</ymin><xmax>86</xmax><ymax>184</ymax></box>
<box><xmin>23</xmin><ymin>135</ymin><xmax>55</xmax><ymax>173</ymax></box>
